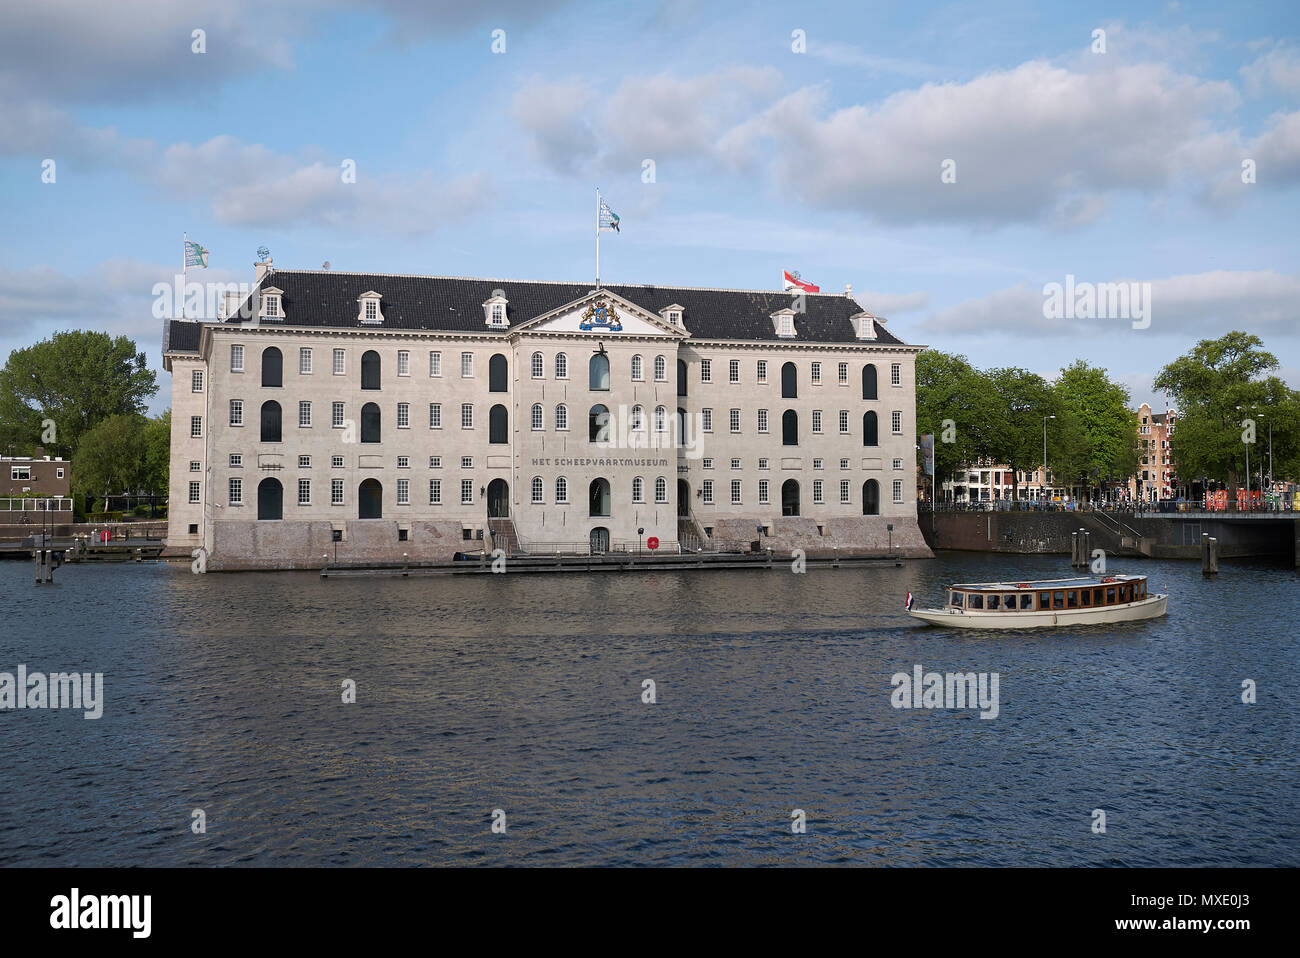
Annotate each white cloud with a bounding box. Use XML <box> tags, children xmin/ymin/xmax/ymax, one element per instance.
<box><xmin>1242</xmin><ymin>42</ymin><xmax>1300</xmax><ymax>96</ymax></box>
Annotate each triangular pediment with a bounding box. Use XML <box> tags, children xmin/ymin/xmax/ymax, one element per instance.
<box><xmin>513</xmin><ymin>289</ymin><xmax>687</xmax><ymax>338</ymax></box>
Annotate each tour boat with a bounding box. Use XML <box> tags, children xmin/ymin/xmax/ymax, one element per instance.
<box><xmin>905</xmin><ymin>575</ymin><xmax>1167</xmax><ymax>629</ymax></box>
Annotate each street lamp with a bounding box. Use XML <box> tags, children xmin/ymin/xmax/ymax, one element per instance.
<box><xmin>1236</xmin><ymin>405</ymin><xmax>1255</xmax><ymax>510</ymax></box>
<box><xmin>1042</xmin><ymin>415</ymin><xmax>1055</xmax><ymax>506</ymax></box>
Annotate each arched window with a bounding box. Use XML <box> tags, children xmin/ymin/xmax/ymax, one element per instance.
<box><xmin>489</xmin><ymin>404</ymin><xmax>508</xmax><ymax>444</ymax></box>
<box><xmin>863</xmin><ymin>479</ymin><xmax>880</xmax><ymax>515</ymax></box>
<box><xmin>631</xmin><ymin>405</ymin><xmax>644</xmax><ymax>430</ymax></box>
<box><xmin>531</xmin><ymin>403</ymin><xmax>544</xmax><ymax>431</ymax></box>
<box><xmin>863</xmin><ymin>411</ymin><xmax>879</xmax><ymax>447</ymax></box>
<box><xmin>655</xmin><ymin>477</ymin><xmax>667</xmax><ymax>503</ymax></box>
<box><xmin>589</xmin><ymin>404</ymin><xmax>610</xmax><ymax>442</ymax></box>
<box><xmin>589</xmin><ymin>478</ymin><xmax>611</xmax><ymax>516</ymax></box>
<box><xmin>676</xmin><ymin>407</ymin><xmax>687</xmax><ymax>443</ymax></box>
<box><xmin>531</xmin><ymin>476</ymin><xmax>544</xmax><ymax>503</ymax></box>
<box><xmin>781</xmin><ymin>479</ymin><xmax>800</xmax><ymax>517</ymax></box>
<box><xmin>555</xmin><ymin>476</ymin><xmax>568</xmax><ymax>503</ymax></box>
<box><xmin>654</xmin><ymin>355</ymin><xmax>666</xmax><ymax>381</ymax></box>
<box><xmin>555</xmin><ymin>352</ymin><xmax>568</xmax><ymax>379</ymax></box>
<box><xmin>677</xmin><ymin>358</ymin><xmax>687</xmax><ymax>396</ymax></box>
<box><xmin>589</xmin><ymin>353</ymin><xmax>610</xmax><ymax>390</ymax></box>
<box><xmin>654</xmin><ymin>405</ymin><xmax>666</xmax><ymax>433</ymax></box>
<box><xmin>555</xmin><ymin>404</ymin><xmax>568</xmax><ymax>431</ymax></box>
<box><xmin>781</xmin><ymin>362</ymin><xmax>797</xmax><ymax>398</ymax></box>
<box><xmin>632</xmin><ymin>476</ymin><xmax>644</xmax><ymax>502</ymax></box>
<box><xmin>260</xmin><ymin>400</ymin><xmax>282</xmax><ymax>443</ymax></box>
<box><xmin>358</xmin><ymin>478</ymin><xmax>382</xmax><ymax>519</ymax></box>
<box><xmin>862</xmin><ymin>364</ymin><xmax>878</xmax><ymax>400</ymax></box>
<box><xmin>531</xmin><ymin>352</ymin><xmax>544</xmax><ymax>379</ymax></box>
<box><xmin>257</xmin><ymin>478</ymin><xmax>282</xmax><ymax>520</ymax></box>
<box><xmin>361</xmin><ymin>402</ymin><xmax>381</xmax><ymax>443</ymax></box>
<box><xmin>261</xmin><ymin>347</ymin><xmax>282</xmax><ymax>387</ymax></box>
<box><xmin>489</xmin><ymin>354</ymin><xmax>508</xmax><ymax>392</ymax></box>
<box><xmin>631</xmin><ymin>355</ymin><xmax>643</xmax><ymax>381</ymax></box>
<box><xmin>361</xmin><ymin>350</ymin><xmax>380</xmax><ymax>390</ymax></box>
<box><xmin>782</xmin><ymin>409</ymin><xmax>798</xmax><ymax>446</ymax></box>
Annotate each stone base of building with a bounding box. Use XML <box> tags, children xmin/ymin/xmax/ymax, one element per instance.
<box><xmin>699</xmin><ymin>514</ymin><xmax>931</xmax><ymax>558</ymax></box>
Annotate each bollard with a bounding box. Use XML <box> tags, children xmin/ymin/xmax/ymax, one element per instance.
<box><xmin>1083</xmin><ymin>531</ymin><xmax>1092</xmax><ymax>566</ymax></box>
<box><xmin>1207</xmin><ymin>536</ymin><xmax>1219</xmax><ymax>574</ymax></box>
<box><xmin>1070</xmin><ymin>531</ymin><xmax>1079</xmax><ymax>567</ymax></box>
<box><xmin>1201</xmin><ymin>532</ymin><xmax>1218</xmax><ymax>575</ymax></box>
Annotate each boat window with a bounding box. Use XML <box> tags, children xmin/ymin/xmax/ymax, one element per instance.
<box><xmin>1137</xmin><ymin>581</ymin><xmax>1144</xmax><ymax>598</ymax></box>
<box><xmin>1067</xmin><ymin>590</ymin><xmax>1079</xmax><ymax>608</ymax></box>
<box><xmin>1019</xmin><ymin>594</ymin><xmax>1033</xmax><ymax>609</ymax></box>
<box><xmin>1094</xmin><ymin>588</ymin><xmax>1103</xmax><ymax>605</ymax></box>
<box><xmin>968</xmin><ymin>594</ymin><xmax>984</xmax><ymax>609</ymax></box>
<box><xmin>1038</xmin><ymin>592</ymin><xmax>1050</xmax><ymax>609</ymax></box>
<box><xmin>1081</xmin><ymin>590</ymin><xmax>1092</xmax><ymax>606</ymax></box>
<box><xmin>1121</xmin><ymin>585</ymin><xmax>1132</xmax><ymax>602</ymax></box>
<box><xmin>949</xmin><ymin>591</ymin><xmax>963</xmax><ymax>608</ymax></box>
<box><xmin>1106</xmin><ymin>587</ymin><xmax>1117</xmax><ymax>603</ymax></box>
<box><xmin>987</xmin><ymin>594</ymin><xmax>1000</xmax><ymax>610</ymax></box>
<box><xmin>1002</xmin><ymin>595</ymin><xmax>1016</xmax><ymax>610</ymax></box>
<box><xmin>1053</xmin><ymin>591</ymin><xmax>1065</xmax><ymax>609</ymax></box>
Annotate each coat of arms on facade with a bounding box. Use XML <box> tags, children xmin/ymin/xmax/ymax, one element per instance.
<box><xmin>580</xmin><ymin>297</ymin><xmax>622</xmax><ymax>331</ymax></box>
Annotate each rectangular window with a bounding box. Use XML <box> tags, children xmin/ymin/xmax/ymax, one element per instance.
<box><xmin>397</xmin><ymin>456</ymin><xmax>409</xmax><ymax>469</ymax></box>
<box><xmin>702</xmin><ymin>480</ymin><xmax>714</xmax><ymax>504</ymax></box>
<box><xmin>840</xmin><ymin>479</ymin><xmax>851</xmax><ymax>503</ymax></box>
<box><xmin>893</xmin><ymin>479</ymin><xmax>904</xmax><ymax>503</ymax></box>
<box><xmin>299</xmin><ymin>401</ymin><xmax>311</xmax><ymax>428</ymax></box>
<box><xmin>229</xmin><ymin>399</ymin><xmax>243</xmax><ymax>426</ymax></box>
<box><xmin>729</xmin><ymin>359</ymin><xmax>739</xmax><ymax>383</ymax></box>
<box><xmin>730</xmin><ymin>458</ymin><xmax>741</xmax><ymax>469</ymax></box>
<box><xmin>189</xmin><ymin>460</ymin><xmax>201</xmax><ymax>472</ymax></box>
<box><xmin>429</xmin><ymin>403</ymin><xmax>442</xmax><ymax>429</ymax></box>
<box><xmin>228</xmin><ymin>478</ymin><xmax>242</xmax><ymax>505</ymax></box>
<box><xmin>333</xmin><ymin>348</ymin><xmax>345</xmax><ymax>375</ymax></box>
<box><xmin>759</xmin><ymin>479</ymin><xmax>769</xmax><ymax>503</ymax></box>
<box><xmin>192</xmin><ymin>369</ymin><xmax>203</xmax><ymax>392</ymax></box>
<box><xmin>429</xmin><ymin>351</ymin><xmax>441</xmax><ymax>377</ymax></box>
<box><xmin>700</xmin><ymin>359</ymin><xmax>712</xmax><ymax>383</ymax></box>
<box><xmin>429</xmin><ymin>479</ymin><xmax>441</xmax><ymax>504</ymax></box>
<box><xmin>813</xmin><ymin>458</ymin><xmax>823</xmax><ymax>470</ymax></box>
<box><xmin>364</xmin><ymin>300</ymin><xmax>377</xmax><ymax>322</ymax></box>
<box><xmin>702</xmin><ymin>458</ymin><xmax>713</xmax><ymax>470</ymax></box>
<box><xmin>890</xmin><ymin>363</ymin><xmax>901</xmax><ymax>386</ymax></box>
<box><xmin>298</xmin><ymin>479</ymin><xmax>310</xmax><ymax>505</ymax></box>
<box><xmin>461</xmin><ymin>456</ymin><xmax>473</xmax><ymax>469</ymax></box>
<box><xmin>757</xmin><ymin>360</ymin><xmax>767</xmax><ymax>382</ymax></box>
<box><xmin>812</xmin><ymin>410</ymin><xmax>822</xmax><ymax>433</ymax></box>
<box><xmin>729</xmin><ymin>408</ymin><xmax>740</xmax><ymax>433</ymax></box>
<box><xmin>394</xmin><ymin>350</ymin><xmax>408</xmax><ymax>377</ymax></box>
<box><xmin>429</xmin><ymin>456</ymin><xmax>441</xmax><ymax>468</ymax></box>
<box><xmin>397</xmin><ymin>478</ymin><xmax>409</xmax><ymax>505</ymax></box>
<box><xmin>298</xmin><ymin>455</ymin><xmax>311</xmax><ymax>469</ymax></box>
<box><xmin>811</xmin><ymin>362</ymin><xmax>821</xmax><ymax>384</ymax></box>
<box><xmin>461</xmin><ymin>404</ymin><xmax>473</xmax><ymax>429</ymax></box>
<box><xmin>331</xmin><ymin>478</ymin><xmax>344</xmax><ymax>505</ymax></box>
<box><xmin>731</xmin><ymin>479</ymin><xmax>742</xmax><ymax>504</ymax></box>
<box><xmin>813</xmin><ymin>480</ymin><xmax>823</xmax><ymax>504</ymax></box>
<box><xmin>332</xmin><ymin>456</ymin><xmax>344</xmax><ymax>468</ymax></box>
<box><xmin>397</xmin><ymin>403</ymin><xmax>410</xmax><ymax>428</ymax></box>
<box><xmin>230</xmin><ymin>345</ymin><xmax>244</xmax><ymax>372</ymax></box>
<box><xmin>190</xmin><ymin>416</ymin><xmax>202</xmax><ymax>438</ymax></box>
<box><xmin>758</xmin><ymin>458</ymin><xmax>768</xmax><ymax>470</ymax></box>
<box><xmin>188</xmin><ymin>481</ymin><xmax>200</xmax><ymax>503</ymax></box>
<box><xmin>332</xmin><ymin>402</ymin><xmax>344</xmax><ymax>428</ymax></box>
<box><xmin>893</xmin><ymin>458</ymin><xmax>903</xmax><ymax>470</ymax></box>
<box><xmin>892</xmin><ymin>410</ymin><xmax>902</xmax><ymax>434</ymax></box>
<box><xmin>299</xmin><ymin>348</ymin><xmax>312</xmax><ymax>375</ymax></box>
<box><xmin>757</xmin><ymin>409</ymin><xmax>768</xmax><ymax>433</ymax></box>
<box><xmin>838</xmin><ymin>362</ymin><xmax>848</xmax><ymax>384</ymax></box>
<box><xmin>840</xmin><ymin>458</ymin><xmax>850</xmax><ymax>470</ymax></box>
<box><xmin>839</xmin><ymin>410</ymin><xmax>849</xmax><ymax>433</ymax></box>
<box><xmin>702</xmin><ymin>408</ymin><xmax>712</xmax><ymax>432</ymax></box>
<box><xmin>461</xmin><ymin>352</ymin><xmax>473</xmax><ymax>378</ymax></box>
<box><xmin>461</xmin><ymin>479</ymin><xmax>473</xmax><ymax>504</ymax></box>
<box><xmin>229</xmin><ymin>454</ymin><xmax>242</xmax><ymax>468</ymax></box>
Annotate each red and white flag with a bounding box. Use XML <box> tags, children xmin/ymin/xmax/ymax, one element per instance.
<box><xmin>905</xmin><ymin>591</ymin><xmax>915</xmax><ymax>611</ymax></box>
<box><xmin>782</xmin><ymin>269</ymin><xmax>819</xmax><ymax>293</ymax></box>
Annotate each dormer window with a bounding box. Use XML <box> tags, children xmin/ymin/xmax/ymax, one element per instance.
<box><xmin>261</xmin><ymin>287</ymin><xmax>284</xmax><ymax>321</ymax></box>
<box><xmin>482</xmin><ymin>292</ymin><xmax>510</xmax><ymax>328</ymax></box>
<box><xmin>659</xmin><ymin>303</ymin><xmax>686</xmax><ymax>331</ymax></box>
<box><xmin>357</xmin><ymin>291</ymin><xmax>383</xmax><ymax>325</ymax></box>
<box><xmin>771</xmin><ymin>309</ymin><xmax>796</xmax><ymax>338</ymax></box>
<box><xmin>852</xmin><ymin>311</ymin><xmax>877</xmax><ymax>340</ymax></box>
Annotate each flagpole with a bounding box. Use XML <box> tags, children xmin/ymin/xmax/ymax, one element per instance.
<box><xmin>595</xmin><ymin>187</ymin><xmax>600</xmax><ymax>289</ymax></box>
<box><xmin>181</xmin><ymin>232</ymin><xmax>187</xmax><ymax>319</ymax></box>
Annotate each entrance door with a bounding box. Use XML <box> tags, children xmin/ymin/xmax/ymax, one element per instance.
<box><xmin>781</xmin><ymin>479</ymin><xmax>800</xmax><ymax>517</ymax></box>
<box><xmin>358</xmin><ymin>478</ymin><xmax>382</xmax><ymax>519</ymax></box>
<box><xmin>677</xmin><ymin>479</ymin><xmax>690</xmax><ymax>516</ymax></box>
<box><xmin>589</xmin><ymin>526</ymin><xmax>610</xmax><ymax>553</ymax></box>
<box><xmin>863</xmin><ymin>479</ymin><xmax>880</xmax><ymax>515</ymax></box>
<box><xmin>257</xmin><ymin>478</ymin><xmax>282</xmax><ymax>520</ymax></box>
<box><xmin>487</xmin><ymin>478</ymin><xmax>509</xmax><ymax>518</ymax></box>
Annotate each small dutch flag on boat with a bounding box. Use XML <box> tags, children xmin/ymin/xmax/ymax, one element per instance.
<box><xmin>905</xmin><ymin>591</ymin><xmax>914</xmax><ymax>611</ymax></box>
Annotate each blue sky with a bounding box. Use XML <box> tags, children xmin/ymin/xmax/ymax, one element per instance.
<box><xmin>1</xmin><ymin>0</ymin><xmax>1297</xmax><ymax>414</ymax></box>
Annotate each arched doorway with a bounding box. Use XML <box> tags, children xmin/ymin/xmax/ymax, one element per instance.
<box><xmin>677</xmin><ymin>358</ymin><xmax>687</xmax><ymax>396</ymax></box>
<box><xmin>257</xmin><ymin>478</ymin><xmax>282</xmax><ymax>520</ymax></box>
<box><xmin>677</xmin><ymin>479</ymin><xmax>690</xmax><ymax>516</ymax></box>
<box><xmin>487</xmin><ymin>478</ymin><xmax>509</xmax><ymax>518</ymax></box>
<box><xmin>589</xmin><ymin>353</ymin><xmax>610</xmax><ymax>391</ymax></box>
<box><xmin>261</xmin><ymin>347</ymin><xmax>282</xmax><ymax>387</ymax></box>
<box><xmin>782</xmin><ymin>409</ymin><xmax>798</xmax><ymax>446</ymax></box>
<box><xmin>361</xmin><ymin>402</ymin><xmax>381</xmax><ymax>443</ymax></box>
<box><xmin>589</xmin><ymin>526</ymin><xmax>610</xmax><ymax>553</ymax></box>
<box><xmin>358</xmin><ymin>478</ymin><xmax>383</xmax><ymax>519</ymax></box>
<box><xmin>863</xmin><ymin>479</ymin><xmax>880</xmax><ymax>515</ymax></box>
<box><xmin>589</xmin><ymin>404</ymin><xmax>610</xmax><ymax>442</ymax></box>
<box><xmin>862</xmin><ymin>364</ymin><xmax>878</xmax><ymax>400</ymax></box>
<box><xmin>863</xmin><ymin>411</ymin><xmax>879</xmax><ymax>447</ymax></box>
<box><xmin>781</xmin><ymin>361</ymin><xmax>797</xmax><ymax>398</ymax></box>
<box><xmin>489</xmin><ymin>354</ymin><xmax>508</xmax><ymax>392</ymax></box>
<box><xmin>781</xmin><ymin>479</ymin><xmax>800</xmax><ymax>517</ymax></box>
<box><xmin>260</xmin><ymin>400</ymin><xmax>282</xmax><ymax>443</ymax></box>
<box><xmin>589</xmin><ymin>478</ymin><xmax>611</xmax><ymax>516</ymax></box>
<box><xmin>361</xmin><ymin>350</ymin><xmax>380</xmax><ymax>390</ymax></box>
<box><xmin>489</xmin><ymin>404</ymin><xmax>509</xmax><ymax>444</ymax></box>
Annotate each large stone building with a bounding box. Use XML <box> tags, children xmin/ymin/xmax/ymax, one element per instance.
<box><xmin>1128</xmin><ymin>402</ymin><xmax>1177</xmax><ymax>502</ymax></box>
<box><xmin>161</xmin><ymin>264</ymin><xmax>930</xmax><ymax>569</ymax></box>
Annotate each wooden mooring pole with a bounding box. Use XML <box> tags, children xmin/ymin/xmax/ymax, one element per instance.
<box><xmin>1201</xmin><ymin>532</ymin><xmax>1219</xmax><ymax>575</ymax></box>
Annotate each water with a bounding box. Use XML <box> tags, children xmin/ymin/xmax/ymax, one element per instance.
<box><xmin>1</xmin><ymin>553</ymin><xmax>1296</xmax><ymax>866</ymax></box>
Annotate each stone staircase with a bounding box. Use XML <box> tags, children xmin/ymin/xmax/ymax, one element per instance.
<box><xmin>487</xmin><ymin>517</ymin><xmax>520</xmax><ymax>555</ymax></box>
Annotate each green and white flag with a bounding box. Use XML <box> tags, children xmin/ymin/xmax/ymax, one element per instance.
<box><xmin>598</xmin><ymin>199</ymin><xmax>620</xmax><ymax>232</ymax></box>
<box><xmin>185</xmin><ymin>240</ymin><xmax>209</xmax><ymax>269</ymax></box>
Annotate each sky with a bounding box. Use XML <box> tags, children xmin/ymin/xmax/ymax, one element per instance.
<box><xmin>1</xmin><ymin>0</ymin><xmax>1297</xmax><ymax>415</ymax></box>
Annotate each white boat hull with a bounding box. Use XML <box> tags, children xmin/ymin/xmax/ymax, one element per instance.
<box><xmin>907</xmin><ymin>594</ymin><xmax>1167</xmax><ymax>629</ymax></box>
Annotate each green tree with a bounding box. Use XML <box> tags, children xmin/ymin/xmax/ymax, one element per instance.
<box><xmin>0</xmin><ymin>330</ymin><xmax>157</xmax><ymax>459</ymax></box>
<box><xmin>73</xmin><ymin>413</ymin><xmax>147</xmax><ymax>511</ymax></box>
<box><xmin>141</xmin><ymin>410</ymin><xmax>171</xmax><ymax>496</ymax></box>
<box><xmin>1052</xmin><ymin>361</ymin><xmax>1139</xmax><ymax>498</ymax></box>
<box><xmin>983</xmin><ymin>367</ymin><xmax>1068</xmax><ymax>501</ymax></box>
<box><xmin>915</xmin><ymin>350</ymin><xmax>1000</xmax><ymax>498</ymax></box>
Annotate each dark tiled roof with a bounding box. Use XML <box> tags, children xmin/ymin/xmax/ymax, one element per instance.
<box><xmin>163</xmin><ymin>319</ymin><xmax>201</xmax><ymax>353</ymax></box>
<box><xmin>215</xmin><ymin>270</ymin><xmax>910</xmax><ymax>346</ymax></box>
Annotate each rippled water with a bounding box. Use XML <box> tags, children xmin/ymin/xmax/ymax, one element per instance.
<box><xmin>1</xmin><ymin>552</ymin><xmax>1296</xmax><ymax>866</ymax></box>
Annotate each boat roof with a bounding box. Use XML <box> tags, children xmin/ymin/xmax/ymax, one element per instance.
<box><xmin>949</xmin><ymin>575</ymin><xmax>1145</xmax><ymax>591</ymax></box>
